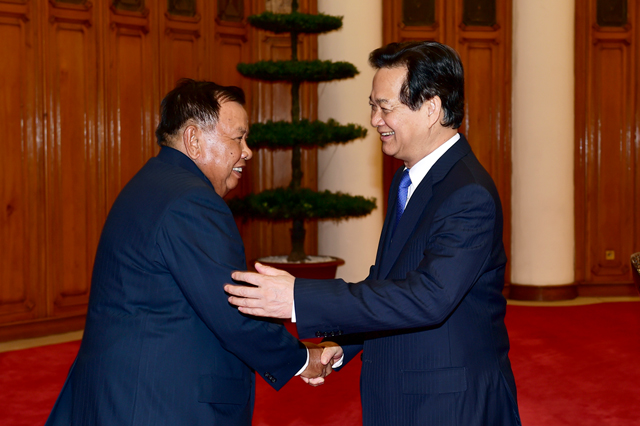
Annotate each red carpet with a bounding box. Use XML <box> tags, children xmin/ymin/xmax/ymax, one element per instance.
<box><xmin>1</xmin><ymin>302</ymin><xmax>638</xmax><ymax>425</ymax></box>
<box><xmin>506</xmin><ymin>302</ymin><xmax>640</xmax><ymax>426</ymax></box>
<box><xmin>0</xmin><ymin>339</ymin><xmax>81</xmax><ymax>426</ymax></box>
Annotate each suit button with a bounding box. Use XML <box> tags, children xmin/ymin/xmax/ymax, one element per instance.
<box><xmin>271</xmin><ymin>377</ymin><xmax>277</xmax><ymax>383</ymax></box>
<box><xmin>330</xmin><ymin>331</ymin><xmax>335</xmax><ymax>337</ymax></box>
<box><xmin>315</xmin><ymin>332</ymin><xmax>322</xmax><ymax>337</ymax></box>
<box><xmin>338</xmin><ymin>331</ymin><xmax>343</xmax><ymax>336</ymax></box>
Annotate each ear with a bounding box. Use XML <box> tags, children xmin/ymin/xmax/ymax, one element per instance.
<box><xmin>425</xmin><ymin>96</ymin><xmax>443</xmax><ymax>128</ymax></box>
<box><xmin>182</xmin><ymin>125</ymin><xmax>201</xmax><ymax>160</ymax></box>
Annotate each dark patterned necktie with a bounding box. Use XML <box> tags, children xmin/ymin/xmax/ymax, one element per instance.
<box><xmin>395</xmin><ymin>169</ymin><xmax>412</xmax><ymax>228</ymax></box>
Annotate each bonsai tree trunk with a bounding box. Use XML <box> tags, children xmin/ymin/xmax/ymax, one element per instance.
<box><xmin>287</xmin><ymin>2</ymin><xmax>307</xmax><ymax>262</ymax></box>
<box><xmin>289</xmin><ymin>219</ymin><xmax>306</xmax><ymax>262</ymax></box>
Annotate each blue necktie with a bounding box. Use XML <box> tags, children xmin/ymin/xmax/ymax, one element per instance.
<box><xmin>395</xmin><ymin>169</ymin><xmax>412</xmax><ymax>229</ymax></box>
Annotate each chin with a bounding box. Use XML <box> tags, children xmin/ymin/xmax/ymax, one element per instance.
<box><xmin>225</xmin><ymin>180</ymin><xmax>239</xmax><ymax>193</ymax></box>
<box><xmin>381</xmin><ymin>144</ymin><xmax>398</xmax><ymax>158</ymax></box>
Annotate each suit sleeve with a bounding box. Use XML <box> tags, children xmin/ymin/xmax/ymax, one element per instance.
<box><xmin>295</xmin><ymin>184</ymin><xmax>498</xmax><ymax>338</ymax></box>
<box><xmin>156</xmin><ymin>187</ymin><xmax>307</xmax><ymax>391</ymax></box>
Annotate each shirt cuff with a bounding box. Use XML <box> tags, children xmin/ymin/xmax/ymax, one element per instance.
<box><xmin>295</xmin><ymin>347</ymin><xmax>309</xmax><ymax>376</ymax></box>
<box><xmin>332</xmin><ymin>354</ymin><xmax>345</xmax><ymax>369</ymax></box>
<box><xmin>291</xmin><ymin>299</ymin><xmax>296</xmax><ymax>323</ymax></box>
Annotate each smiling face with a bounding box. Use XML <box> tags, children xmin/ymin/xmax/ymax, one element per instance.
<box><xmin>369</xmin><ymin>66</ymin><xmax>441</xmax><ymax>168</ymax></box>
<box><xmin>193</xmin><ymin>101</ymin><xmax>252</xmax><ymax>197</ymax></box>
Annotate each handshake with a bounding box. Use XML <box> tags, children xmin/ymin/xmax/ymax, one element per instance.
<box><xmin>224</xmin><ymin>262</ymin><xmax>343</xmax><ymax>386</ymax></box>
<box><xmin>300</xmin><ymin>341</ymin><xmax>343</xmax><ymax>386</ymax></box>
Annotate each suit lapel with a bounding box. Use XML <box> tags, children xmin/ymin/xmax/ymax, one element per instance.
<box><xmin>374</xmin><ymin>167</ymin><xmax>404</xmax><ymax>279</ymax></box>
<box><xmin>377</xmin><ymin>135</ymin><xmax>472</xmax><ymax>279</ymax></box>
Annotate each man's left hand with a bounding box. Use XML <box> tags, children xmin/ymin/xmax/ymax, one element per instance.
<box><xmin>225</xmin><ymin>262</ymin><xmax>294</xmax><ymax>318</ymax></box>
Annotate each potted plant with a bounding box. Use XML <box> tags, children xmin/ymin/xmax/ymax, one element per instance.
<box><xmin>228</xmin><ymin>0</ymin><xmax>376</xmax><ymax>278</ymax></box>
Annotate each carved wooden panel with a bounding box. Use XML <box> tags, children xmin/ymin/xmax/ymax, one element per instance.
<box><xmin>402</xmin><ymin>0</ymin><xmax>435</xmax><ymax>27</ymax></box>
<box><xmin>160</xmin><ymin>0</ymin><xmax>204</xmax><ymax>94</ymax></box>
<box><xmin>597</xmin><ymin>0</ymin><xmax>627</xmax><ymax>27</ymax></box>
<box><xmin>218</xmin><ymin>0</ymin><xmax>244</xmax><ymax>22</ymax></box>
<box><xmin>0</xmin><ymin>0</ymin><xmax>41</xmax><ymax>324</ymax></box>
<box><xmin>105</xmin><ymin>4</ymin><xmax>158</xmax><ymax>208</ymax></box>
<box><xmin>452</xmin><ymin>0</ymin><xmax>511</xmax><ymax>272</ymax></box>
<box><xmin>382</xmin><ymin>0</ymin><xmax>511</xmax><ymax>277</ymax></box>
<box><xmin>44</xmin><ymin>0</ymin><xmax>101</xmax><ymax>316</ymax></box>
<box><xmin>113</xmin><ymin>0</ymin><xmax>145</xmax><ymax>12</ymax></box>
<box><xmin>463</xmin><ymin>0</ymin><xmax>496</xmax><ymax>26</ymax></box>
<box><xmin>169</xmin><ymin>0</ymin><xmax>196</xmax><ymax>17</ymax></box>
<box><xmin>575</xmin><ymin>0</ymin><xmax>638</xmax><ymax>288</ymax></box>
<box><xmin>384</xmin><ymin>0</ymin><xmax>443</xmax><ymax>44</ymax></box>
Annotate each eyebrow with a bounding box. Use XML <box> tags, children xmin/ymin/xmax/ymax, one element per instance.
<box><xmin>369</xmin><ymin>96</ymin><xmax>391</xmax><ymax>104</ymax></box>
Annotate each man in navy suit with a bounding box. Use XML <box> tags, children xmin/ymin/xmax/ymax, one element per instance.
<box><xmin>45</xmin><ymin>79</ymin><xmax>330</xmax><ymax>426</ymax></box>
<box><xmin>225</xmin><ymin>42</ymin><xmax>522</xmax><ymax>425</ymax></box>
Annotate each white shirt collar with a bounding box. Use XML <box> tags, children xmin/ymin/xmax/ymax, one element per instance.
<box><xmin>405</xmin><ymin>133</ymin><xmax>460</xmax><ymax>203</ymax></box>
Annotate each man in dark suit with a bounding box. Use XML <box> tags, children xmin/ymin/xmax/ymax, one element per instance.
<box><xmin>225</xmin><ymin>42</ymin><xmax>521</xmax><ymax>425</ymax></box>
<box><xmin>45</xmin><ymin>79</ymin><xmax>329</xmax><ymax>426</ymax></box>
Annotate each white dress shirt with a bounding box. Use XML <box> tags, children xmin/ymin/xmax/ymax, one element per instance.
<box><xmin>403</xmin><ymin>133</ymin><xmax>460</xmax><ymax>207</ymax></box>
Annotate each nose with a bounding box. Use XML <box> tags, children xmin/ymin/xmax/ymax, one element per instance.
<box><xmin>371</xmin><ymin>108</ymin><xmax>383</xmax><ymax>128</ymax></box>
<box><xmin>241</xmin><ymin>140</ymin><xmax>253</xmax><ymax>161</ymax></box>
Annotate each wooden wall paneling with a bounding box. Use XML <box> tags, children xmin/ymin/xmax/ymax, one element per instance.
<box><xmin>211</xmin><ymin>0</ymin><xmax>254</xmax><ymax>258</ymax></box>
<box><xmin>574</xmin><ymin>0</ymin><xmax>587</xmax><ymax>286</ymax></box>
<box><xmin>44</xmin><ymin>0</ymin><xmax>102</xmax><ymax>317</ymax></box>
<box><xmin>211</xmin><ymin>15</ymin><xmax>249</xmax><ymax>88</ymax></box>
<box><xmin>382</xmin><ymin>1</ymin><xmax>511</xmax><ymax>254</ymax></box>
<box><xmin>105</xmin><ymin>2</ymin><xmax>158</xmax><ymax>209</ymax></box>
<box><xmin>0</xmin><ymin>0</ymin><xmax>324</xmax><ymax>341</ymax></box>
<box><xmin>451</xmin><ymin>0</ymin><xmax>512</xmax><ymax>282</ymax></box>
<box><xmin>381</xmin><ymin>0</ymin><xmax>446</xmax><ymax>212</ymax></box>
<box><xmin>236</xmin><ymin>0</ymin><xmax>318</xmax><ymax>264</ymax></box>
<box><xmin>0</xmin><ymin>0</ymin><xmax>42</xmax><ymax>326</ymax></box>
<box><xmin>384</xmin><ymin>0</ymin><xmax>444</xmax><ymax>43</ymax></box>
<box><xmin>576</xmin><ymin>0</ymin><xmax>637</xmax><ymax>290</ymax></box>
<box><xmin>159</xmin><ymin>0</ymin><xmax>204</xmax><ymax>95</ymax></box>
<box><xmin>637</xmin><ymin>5</ymin><xmax>640</xmax><ymax>281</ymax></box>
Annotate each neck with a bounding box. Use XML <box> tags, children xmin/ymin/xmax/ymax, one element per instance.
<box><xmin>406</xmin><ymin>127</ymin><xmax>457</xmax><ymax>168</ymax></box>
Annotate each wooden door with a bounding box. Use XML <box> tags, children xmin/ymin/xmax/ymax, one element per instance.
<box><xmin>382</xmin><ymin>0</ymin><xmax>512</xmax><ymax>280</ymax></box>
<box><xmin>575</xmin><ymin>0</ymin><xmax>640</xmax><ymax>295</ymax></box>
<box><xmin>0</xmin><ymin>0</ymin><xmax>43</xmax><ymax>331</ymax></box>
<box><xmin>44</xmin><ymin>0</ymin><xmax>104</xmax><ymax>323</ymax></box>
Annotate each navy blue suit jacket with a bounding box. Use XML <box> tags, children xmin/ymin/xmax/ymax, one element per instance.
<box><xmin>295</xmin><ymin>135</ymin><xmax>521</xmax><ymax>426</ymax></box>
<box><xmin>46</xmin><ymin>147</ymin><xmax>307</xmax><ymax>426</ymax></box>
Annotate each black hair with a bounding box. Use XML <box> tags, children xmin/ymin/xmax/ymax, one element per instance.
<box><xmin>369</xmin><ymin>41</ymin><xmax>464</xmax><ymax>129</ymax></box>
<box><xmin>155</xmin><ymin>78</ymin><xmax>246</xmax><ymax>146</ymax></box>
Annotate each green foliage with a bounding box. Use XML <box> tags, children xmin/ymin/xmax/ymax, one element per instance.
<box><xmin>248</xmin><ymin>11</ymin><xmax>343</xmax><ymax>34</ymax></box>
<box><xmin>247</xmin><ymin>119</ymin><xmax>367</xmax><ymax>149</ymax></box>
<box><xmin>229</xmin><ymin>6</ymin><xmax>377</xmax><ymax>252</ymax></box>
<box><xmin>237</xmin><ymin>60</ymin><xmax>358</xmax><ymax>83</ymax></box>
<box><xmin>228</xmin><ymin>188</ymin><xmax>376</xmax><ymax>222</ymax></box>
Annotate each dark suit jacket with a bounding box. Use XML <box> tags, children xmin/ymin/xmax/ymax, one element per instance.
<box><xmin>45</xmin><ymin>147</ymin><xmax>307</xmax><ymax>426</ymax></box>
<box><xmin>295</xmin><ymin>135</ymin><xmax>521</xmax><ymax>426</ymax></box>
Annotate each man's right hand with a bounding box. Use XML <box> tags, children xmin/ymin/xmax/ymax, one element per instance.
<box><xmin>225</xmin><ymin>262</ymin><xmax>295</xmax><ymax>319</ymax></box>
<box><xmin>300</xmin><ymin>342</ymin><xmax>344</xmax><ymax>386</ymax></box>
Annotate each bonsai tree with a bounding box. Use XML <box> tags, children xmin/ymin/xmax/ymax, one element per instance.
<box><xmin>228</xmin><ymin>0</ymin><xmax>376</xmax><ymax>263</ymax></box>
